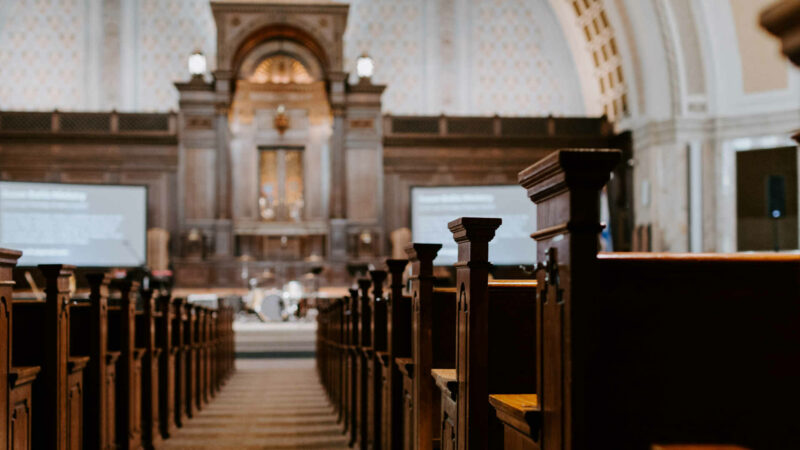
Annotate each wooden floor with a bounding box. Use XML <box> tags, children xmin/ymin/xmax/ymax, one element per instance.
<box><xmin>161</xmin><ymin>358</ymin><xmax>348</xmax><ymax>449</ymax></box>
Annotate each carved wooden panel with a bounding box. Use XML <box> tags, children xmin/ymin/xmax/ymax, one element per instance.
<box><xmin>183</xmin><ymin>148</ymin><xmax>217</xmax><ymax>220</ymax></box>
<box><xmin>346</xmin><ymin>148</ymin><xmax>379</xmax><ymax>220</ymax></box>
<box><xmin>402</xmin><ymin>376</ymin><xmax>414</xmax><ymax>450</ymax></box>
<box><xmin>105</xmin><ymin>367</ymin><xmax>117</xmax><ymax>448</ymax></box>
<box><xmin>9</xmin><ymin>386</ymin><xmax>33</xmax><ymax>450</ymax></box>
<box><xmin>67</xmin><ymin>372</ymin><xmax>84</xmax><ymax>450</ymax></box>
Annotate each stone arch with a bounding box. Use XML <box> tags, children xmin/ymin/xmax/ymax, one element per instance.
<box><xmin>230</xmin><ymin>23</ymin><xmax>331</xmax><ymax>82</ymax></box>
<box><xmin>237</xmin><ymin>40</ymin><xmax>325</xmax><ymax>83</ymax></box>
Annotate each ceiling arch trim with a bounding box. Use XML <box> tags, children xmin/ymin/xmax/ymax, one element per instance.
<box><xmin>547</xmin><ymin>0</ymin><xmax>632</xmax><ymax>121</ymax></box>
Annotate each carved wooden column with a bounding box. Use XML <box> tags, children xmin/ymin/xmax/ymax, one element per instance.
<box><xmin>38</xmin><ymin>265</ymin><xmax>75</xmax><ymax>450</ymax></box>
<box><xmin>385</xmin><ymin>259</ymin><xmax>409</xmax><ymax>450</ymax></box>
<box><xmin>158</xmin><ymin>294</ymin><xmax>176</xmax><ymax>438</ymax></box>
<box><xmin>358</xmin><ymin>278</ymin><xmax>374</xmax><ymax>449</ymax></box>
<box><xmin>348</xmin><ymin>287</ymin><xmax>361</xmax><ymax>448</ymax></box>
<box><xmin>406</xmin><ymin>243</ymin><xmax>441</xmax><ymax>450</ymax></box>
<box><xmin>0</xmin><ymin>249</ymin><xmax>21</xmax><ymax>447</ymax></box>
<box><xmin>85</xmin><ymin>273</ymin><xmax>112</xmax><ymax>449</ymax></box>
<box><xmin>447</xmin><ymin>218</ymin><xmax>501</xmax><ymax>450</ymax></box>
<box><xmin>369</xmin><ymin>270</ymin><xmax>387</xmax><ymax>449</ymax></box>
<box><xmin>112</xmin><ymin>278</ymin><xmax>142</xmax><ymax>450</ymax></box>
<box><xmin>172</xmin><ymin>298</ymin><xmax>186</xmax><ymax>428</ymax></box>
<box><xmin>141</xmin><ymin>289</ymin><xmax>160</xmax><ymax>447</ymax></box>
<box><xmin>518</xmin><ymin>149</ymin><xmax>620</xmax><ymax>450</ymax></box>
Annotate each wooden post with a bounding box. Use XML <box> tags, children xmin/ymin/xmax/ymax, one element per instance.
<box><xmin>0</xmin><ymin>249</ymin><xmax>21</xmax><ymax>448</ymax></box>
<box><xmin>348</xmin><ymin>288</ymin><xmax>360</xmax><ymax>448</ymax></box>
<box><xmin>447</xmin><ymin>218</ymin><xmax>502</xmax><ymax>450</ymax></box>
<box><xmin>369</xmin><ymin>269</ymin><xmax>387</xmax><ymax>449</ymax></box>
<box><xmin>405</xmin><ymin>243</ymin><xmax>441</xmax><ymax>450</ymax></box>
<box><xmin>38</xmin><ymin>265</ymin><xmax>76</xmax><ymax>450</ymax></box>
<box><xmin>358</xmin><ymin>278</ymin><xmax>373</xmax><ymax>449</ymax></box>
<box><xmin>385</xmin><ymin>259</ymin><xmax>408</xmax><ymax>450</ymax></box>
<box><xmin>186</xmin><ymin>304</ymin><xmax>196</xmax><ymax>418</ymax></box>
<box><xmin>85</xmin><ymin>273</ymin><xmax>113</xmax><ymax>449</ymax></box>
<box><xmin>158</xmin><ymin>294</ymin><xmax>176</xmax><ymax>438</ymax></box>
<box><xmin>141</xmin><ymin>289</ymin><xmax>161</xmax><ymax>447</ymax></box>
<box><xmin>112</xmin><ymin>278</ymin><xmax>143</xmax><ymax>450</ymax></box>
<box><xmin>518</xmin><ymin>149</ymin><xmax>620</xmax><ymax>450</ymax></box>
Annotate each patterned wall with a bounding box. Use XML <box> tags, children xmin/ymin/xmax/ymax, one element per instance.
<box><xmin>0</xmin><ymin>0</ymin><xmax>584</xmax><ymax>116</ymax></box>
<box><xmin>0</xmin><ymin>0</ymin><xmax>87</xmax><ymax>110</ymax></box>
<box><xmin>137</xmin><ymin>0</ymin><xmax>216</xmax><ymax>111</ymax></box>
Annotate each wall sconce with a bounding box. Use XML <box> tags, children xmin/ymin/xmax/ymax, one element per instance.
<box><xmin>274</xmin><ymin>104</ymin><xmax>290</xmax><ymax>135</ymax></box>
<box><xmin>356</xmin><ymin>53</ymin><xmax>374</xmax><ymax>81</ymax></box>
<box><xmin>188</xmin><ymin>50</ymin><xmax>207</xmax><ymax>79</ymax></box>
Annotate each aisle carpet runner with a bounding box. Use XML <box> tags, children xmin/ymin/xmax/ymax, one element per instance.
<box><xmin>161</xmin><ymin>359</ymin><xmax>348</xmax><ymax>449</ymax></box>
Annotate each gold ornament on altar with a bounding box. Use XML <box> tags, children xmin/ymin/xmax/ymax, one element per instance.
<box><xmin>274</xmin><ymin>104</ymin><xmax>289</xmax><ymax>135</ymax></box>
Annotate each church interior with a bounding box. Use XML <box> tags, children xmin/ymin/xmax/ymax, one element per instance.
<box><xmin>0</xmin><ymin>0</ymin><xmax>799</xmax><ymax>448</ymax></box>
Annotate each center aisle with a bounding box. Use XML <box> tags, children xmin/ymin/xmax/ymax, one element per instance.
<box><xmin>161</xmin><ymin>358</ymin><xmax>348</xmax><ymax>449</ymax></box>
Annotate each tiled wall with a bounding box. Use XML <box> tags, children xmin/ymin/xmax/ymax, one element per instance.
<box><xmin>0</xmin><ymin>0</ymin><xmax>584</xmax><ymax>116</ymax></box>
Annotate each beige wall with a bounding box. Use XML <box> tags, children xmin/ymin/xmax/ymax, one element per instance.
<box><xmin>730</xmin><ymin>0</ymin><xmax>788</xmax><ymax>93</ymax></box>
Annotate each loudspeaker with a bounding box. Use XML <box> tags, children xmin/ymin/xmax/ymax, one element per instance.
<box><xmin>767</xmin><ymin>175</ymin><xmax>786</xmax><ymax>219</ymax></box>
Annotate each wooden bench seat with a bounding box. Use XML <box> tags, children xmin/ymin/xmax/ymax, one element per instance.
<box><xmin>432</xmin><ymin>369</ymin><xmax>457</xmax><ymax>450</ymax></box>
<box><xmin>8</xmin><ymin>366</ymin><xmax>40</xmax><ymax>448</ymax></box>
<box><xmin>488</xmin><ymin>394</ymin><xmax>540</xmax><ymax>450</ymax></box>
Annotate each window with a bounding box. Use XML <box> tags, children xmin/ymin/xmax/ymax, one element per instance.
<box><xmin>258</xmin><ymin>147</ymin><xmax>304</xmax><ymax>221</ymax></box>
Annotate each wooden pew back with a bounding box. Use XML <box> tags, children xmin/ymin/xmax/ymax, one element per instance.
<box><xmin>519</xmin><ymin>148</ymin><xmax>800</xmax><ymax>449</ymax></box>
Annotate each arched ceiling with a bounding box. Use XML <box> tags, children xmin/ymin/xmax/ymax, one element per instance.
<box><xmin>0</xmin><ymin>0</ymin><xmax>797</xmax><ymax>119</ymax></box>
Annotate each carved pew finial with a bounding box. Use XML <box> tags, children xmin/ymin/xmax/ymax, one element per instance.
<box><xmin>518</xmin><ymin>148</ymin><xmax>620</xmax><ymax>262</ymax></box>
<box><xmin>369</xmin><ymin>270</ymin><xmax>387</xmax><ymax>300</ymax></box>
<box><xmin>386</xmin><ymin>259</ymin><xmax>408</xmax><ymax>297</ymax></box>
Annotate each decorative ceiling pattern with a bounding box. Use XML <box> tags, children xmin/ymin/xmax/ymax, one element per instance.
<box><xmin>0</xmin><ymin>0</ymin><xmax>587</xmax><ymax>116</ymax></box>
<box><xmin>567</xmin><ymin>0</ymin><xmax>628</xmax><ymax>119</ymax></box>
<box><xmin>343</xmin><ymin>0</ymin><xmax>426</xmax><ymax>114</ymax></box>
<box><xmin>137</xmin><ymin>0</ymin><xmax>217</xmax><ymax>111</ymax></box>
<box><xmin>469</xmin><ymin>0</ymin><xmax>583</xmax><ymax>116</ymax></box>
<box><xmin>0</xmin><ymin>0</ymin><xmax>86</xmax><ymax>110</ymax></box>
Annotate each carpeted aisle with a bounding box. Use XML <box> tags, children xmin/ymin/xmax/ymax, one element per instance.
<box><xmin>160</xmin><ymin>358</ymin><xmax>348</xmax><ymax>449</ymax></box>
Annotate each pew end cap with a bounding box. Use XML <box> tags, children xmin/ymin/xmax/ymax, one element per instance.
<box><xmin>489</xmin><ymin>393</ymin><xmax>541</xmax><ymax>438</ymax></box>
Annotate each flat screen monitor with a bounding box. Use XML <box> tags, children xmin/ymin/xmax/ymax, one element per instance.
<box><xmin>0</xmin><ymin>181</ymin><xmax>147</xmax><ymax>267</ymax></box>
<box><xmin>411</xmin><ymin>185</ymin><xmax>537</xmax><ymax>266</ymax></box>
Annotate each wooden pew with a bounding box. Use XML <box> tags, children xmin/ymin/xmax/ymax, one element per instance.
<box><xmin>1</xmin><ymin>252</ymin><xmax>236</xmax><ymax>450</ymax></box>
<box><xmin>12</xmin><ymin>265</ymin><xmax>88</xmax><ymax>449</ymax></box>
<box><xmin>368</xmin><ymin>270</ymin><xmax>387</xmax><ymax>449</ymax></box>
<box><xmin>185</xmin><ymin>303</ymin><xmax>197</xmax><ymax>419</ymax></box>
<box><xmin>172</xmin><ymin>297</ymin><xmax>188</xmax><ymax>428</ymax></box>
<box><xmin>342</xmin><ymin>294</ymin><xmax>352</xmax><ymax>437</ymax></box>
<box><xmin>198</xmin><ymin>306</ymin><xmax>209</xmax><ymax>409</ymax></box>
<box><xmin>137</xmin><ymin>289</ymin><xmax>162</xmax><ymax>448</ymax></box>
<box><xmin>70</xmin><ymin>273</ymin><xmax>120</xmax><ymax>450</ymax></box>
<box><xmin>108</xmin><ymin>279</ymin><xmax>144</xmax><ymax>450</ymax></box>
<box><xmin>1</xmin><ymin>249</ymin><xmax>40</xmax><ymax>450</ymax></box>
<box><xmin>348</xmin><ymin>287</ymin><xmax>360</xmax><ymax>448</ymax></box>
<box><xmin>357</xmin><ymin>278</ymin><xmax>374</xmax><ymax>450</ymax></box>
<box><xmin>488</xmin><ymin>148</ymin><xmax>800</xmax><ymax>449</ymax></box>
<box><xmin>157</xmin><ymin>293</ymin><xmax>176</xmax><ymax>438</ymax></box>
<box><xmin>405</xmin><ymin>244</ymin><xmax>457</xmax><ymax>450</ymax></box>
<box><xmin>380</xmin><ymin>259</ymin><xmax>410</xmax><ymax>450</ymax></box>
<box><xmin>445</xmin><ymin>218</ymin><xmax>538</xmax><ymax>450</ymax></box>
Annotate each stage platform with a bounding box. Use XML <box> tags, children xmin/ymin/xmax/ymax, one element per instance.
<box><xmin>234</xmin><ymin>321</ymin><xmax>318</xmax><ymax>358</ymax></box>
